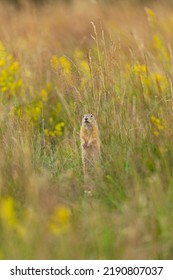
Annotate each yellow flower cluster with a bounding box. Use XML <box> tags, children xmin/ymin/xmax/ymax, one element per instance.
<box><xmin>59</xmin><ymin>56</ymin><xmax>71</xmax><ymax>75</ymax></box>
<box><xmin>74</xmin><ymin>48</ymin><xmax>90</xmax><ymax>88</ymax></box>
<box><xmin>153</xmin><ymin>72</ymin><xmax>168</xmax><ymax>92</ymax></box>
<box><xmin>40</xmin><ymin>89</ymin><xmax>48</xmax><ymax>102</ymax></box>
<box><xmin>51</xmin><ymin>50</ymin><xmax>91</xmax><ymax>89</ymax></box>
<box><xmin>54</xmin><ymin>122</ymin><xmax>65</xmax><ymax>136</ymax></box>
<box><xmin>0</xmin><ymin>197</ymin><xmax>26</xmax><ymax>238</ymax></box>
<box><xmin>125</xmin><ymin>61</ymin><xmax>169</xmax><ymax>96</ymax></box>
<box><xmin>150</xmin><ymin>115</ymin><xmax>165</xmax><ymax>137</ymax></box>
<box><xmin>51</xmin><ymin>55</ymin><xmax>71</xmax><ymax>82</ymax></box>
<box><xmin>145</xmin><ymin>7</ymin><xmax>157</xmax><ymax>28</ymax></box>
<box><xmin>129</xmin><ymin>63</ymin><xmax>150</xmax><ymax>95</ymax></box>
<box><xmin>51</xmin><ymin>55</ymin><xmax>59</xmax><ymax>69</ymax></box>
<box><xmin>26</xmin><ymin>101</ymin><xmax>42</xmax><ymax>123</ymax></box>
<box><xmin>0</xmin><ymin>196</ymin><xmax>71</xmax><ymax>242</ymax></box>
<box><xmin>133</xmin><ymin>64</ymin><xmax>147</xmax><ymax>74</ymax></box>
<box><xmin>153</xmin><ymin>35</ymin><xmax>170</xmax><ymax>63</ymax></box>
<box><xmin>0</xmin><ymin>41</ymin><xmax>23</xmax><ymax>100</ymax></box>
<box><xmin>48</xmin><ymin>206</ymin><xmax>71</xmax><ymax>236</ymax></box>
<box><xmin>22</xmin><ymin>84</ymin><xmax>55</xmax><ymax>127</ymax></box>
<box><xmin>44</xmin><ymin>121</ymin><xmax>65</xmax><ymax>138</ymax></box>
<box><xmin>0</xmin><ymin>197</ymin><xmax>17</xmax><ymax>228</ymax></box>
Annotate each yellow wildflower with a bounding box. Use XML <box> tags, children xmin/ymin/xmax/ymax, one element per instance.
<box><xmin>51</xmin><ymin>55</ymin><xmax>59</xmax><ymax>69</ymax></box>
<box><xmin>54</xmin><ymin>122</ymin><xmax>64</xmax><ymax>136</ymax></box>
<box><xmin>48</xmin><ymin>206</ymin><xmax>70</xmax><ymax>236</ymax></box>
<box><xmin>44</xmin><ymin>129</ymin><xmax>49</xmax><ymax>136</ymax></box>
<box><xmin>154</xmin><ymin>72</ymin><xmax>168</xmax><ymax>92</ymax></box>
<box><xmin>153</xmin><ymin>35</ymin><xmax>169</xmax><ymax>61</ymax></box>
<box><xmin>0</xmin><ymin>60</ymin><xmax>5</xmax><ymax>67</ymax></box>
<box><xmin>134</xmin><ymin>64</ymin><xmax>147</xmax><ymax>74</ymax></box>
<box><xmin>40</xmin><ymin>89</ymin><xmax>48</xmax><ymax>102</ymax></box>
<box><xmin>150</xmin><ymin>115</ymin><xmax>165</xmax><ymax>137</ymax></box>
<box><xmin>59</xmin><ymin>56</ymin><xmax>71</xmax><ymax>75</ymax></box>
<box><xmin>0</xmin><ymin>197</ymin><xmax>17</xmax><ymax>228</ymax></box>
<box><xmin>145</xmin><ymin>7</ymin><xmax>157</xmax><ymax>27</ymax></box>
<box><xmin>60</xmin><ymin>122</ymin><xmax>64</xmax><ymax>127</ymax></box>
<box><xmin>9</xmin><ymin>61</ymin><xmax>19</xmax><ymax>73</ymax></box>
<box><xmin>153</xmin><ymin>130</ymin><xmax>159</xmax><ymax>137</ymax></box>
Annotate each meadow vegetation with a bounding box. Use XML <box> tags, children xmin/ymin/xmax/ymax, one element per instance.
<box><xmin>1</xmin><ymin>0</ymin><xmax>173</xmax><ymax>259</ymax></box>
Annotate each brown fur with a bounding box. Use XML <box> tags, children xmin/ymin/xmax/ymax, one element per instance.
<box><xmin>80</xmin><ymin>114</ymin><xmax>101</xmax><ymax>188</ymax></box>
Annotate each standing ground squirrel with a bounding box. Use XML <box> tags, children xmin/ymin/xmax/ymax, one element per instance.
<box><xmin>80</xmin><ymin>114</ymin><xmax>101</xmax><ymax>185</ymax></box>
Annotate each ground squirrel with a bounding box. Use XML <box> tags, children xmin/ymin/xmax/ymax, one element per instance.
<box><xmin>80</xmin><ymin>114</ymin><xmax>101</xmax><ymax>185</ymax></box>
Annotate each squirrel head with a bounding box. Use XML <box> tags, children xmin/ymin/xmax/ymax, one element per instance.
<box><xmin>82</xmin><ymin>114</ymin><xmax>97</xmax><ymax>127</ymax></box>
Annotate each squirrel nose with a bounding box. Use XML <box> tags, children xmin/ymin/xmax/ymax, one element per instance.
<box><xmin>85</xmin><ymin>118</ymin><xmax>88</xmax><ymax>121</ymax></box>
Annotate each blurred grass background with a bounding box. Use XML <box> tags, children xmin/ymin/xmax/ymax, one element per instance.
<box><xmin>1</xmin><ymin>0</ymin><xmax>173</xmax><ymax>259</ymax></box>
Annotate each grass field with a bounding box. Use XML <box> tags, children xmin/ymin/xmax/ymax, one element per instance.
<box><xmin>1</xmin><ymin>0</ymin><xmax>173</xmax><ymax>259</ymax></box>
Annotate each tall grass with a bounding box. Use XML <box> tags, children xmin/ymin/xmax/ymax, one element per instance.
<box><xmin>0</xmin><ymin>1</ymin><xmax>173</xmax><ymax>259</ymax></box>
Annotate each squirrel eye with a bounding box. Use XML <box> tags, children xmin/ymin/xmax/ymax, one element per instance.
<box><xmin>91</xmin><ymin>115</ymin><xmax>93</xmax><ymax>117</ymax></box>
